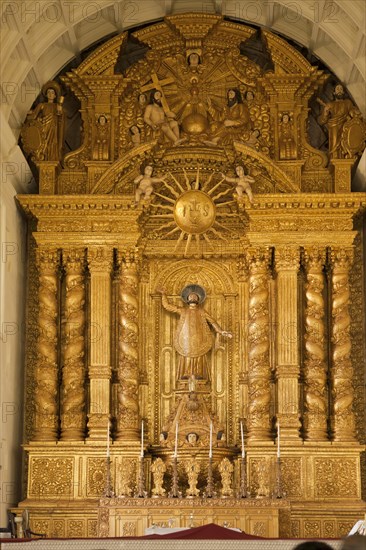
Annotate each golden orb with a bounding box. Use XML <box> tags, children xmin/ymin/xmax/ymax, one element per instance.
<box><xmin>181</xmin><ymin>113</ymin><xmax>209</xmax><ymax>134</ymax></box>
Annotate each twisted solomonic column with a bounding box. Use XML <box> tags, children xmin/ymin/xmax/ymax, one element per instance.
<box><xmin>246</xmin><ymin>247</ymin><xmax>272</xmax><ymax>440</ymax></box>
<box><xmin>329</xmin><ymin>247</ymin><xmax>356</xmax><ymax>441</ymax></box>
<box><xmin>60</xmin><ymin>249</ymin><xmax>86</xmax><ymax>440</ymax></box>
<box><xmin>33</xmin><ymin>247</ymin><xmax>60</xmax><ymax>441</ymax></box>
<box><xmin>116</xmin><ymin>248</ymin><xmax>140</xmax><ymax>440</ymax></box>
<box><xmin>303</xmin><ymin>247</ymin><xmax>328</xmax><ymax>440</ymax></box>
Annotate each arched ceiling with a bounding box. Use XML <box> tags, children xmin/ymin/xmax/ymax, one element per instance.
<box><xmin>1</xmin><ymin>0</ymin><xmax>365</xmax><ymax>190</ymax></box>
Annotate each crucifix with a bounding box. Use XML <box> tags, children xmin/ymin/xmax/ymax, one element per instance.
<box><xmin>140</xmin><ymin>72</ymin><xmax>175</xmax><ymax>115</ymax></box>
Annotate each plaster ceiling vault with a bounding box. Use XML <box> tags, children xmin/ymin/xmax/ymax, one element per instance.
<box><xmin>0</xmin><ymin>0</ymin><xmax>365</xmax><ymax>191</ymax></box>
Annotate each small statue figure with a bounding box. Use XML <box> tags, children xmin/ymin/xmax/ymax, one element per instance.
<box><xmin>144</xmin><ymin>89</ymin><xmax>181</xmax><ymax>145</ymax></box>
<box><xmin>317</xmin><ymin>84</ymin><xmax>365</xmax><ymax>159</ymax></box>
<box><xmin>186</xmin><ymin>432</ymin><xmax>198</xmax><ymax>446</ymax></box>
<box><xmin>158</xmin><ymin>285</ymin><xmax>232</xmax><ymax>382</ymax></box>
<box><xmin>129</xmin><ymin>125</ymin><xmax>141</xmax><ymax>146</ymax></box>
<box><xmin>244</xmin><ymin>129</ymin><xmax>261</xmax><ymax>149</ymax></box>
<box><xmin>279</xmin><ymin>112</ymin><xmax>296</xmax><ymax>159</ymax></box>
<box><xmin>134</xmin><ymin>165</ymin><xmax>166</xmax><ymax>204</ymax></box>
<box><xmin>221</xmin><ymin>165</ymin><xmax>255</xmax><ymax>203</ymax></box>
<box><xmin>151</xmin><ymin>458</ymin><xmax>166</xmax><ymax>497</ymax></box>
<box><xmin>219</xmin><ymin>458</ymin><xmax>234</xmax><ymax>497</ymax></box>
<box><xmin>21</xmin><ymin>80</ymin><xmax>65</xmax><ymax>161</ymax></box>
<box><xmin>185</xmin><ymin>458</ymin><xmax>200</xmax><ymax>497</ymax></box>
<box><xmin>187</xmin><ymin>51</ymin><xmax>203</xmax><ymax>74</ymax></box>
<box><xmin>93</xmin><ymin>114</ymin><xmax>110</xmax><ymax>160</ymax></box>
<box><xmin>217</xmin><ymin>431</ymin><xmax>227</xmax><ymax>447</ymax></box>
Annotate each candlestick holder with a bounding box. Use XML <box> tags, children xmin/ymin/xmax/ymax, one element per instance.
<box><xmin>206</xmin><ymin>457</ymin><xmax>214</xmax><ymax>498</ymax></box>
<box><xmin>273</xmin><ymin>456</ymin><xmax>283</xmax><ymax>499</ymax></box>
<box><xmin>239</xmin><ymin>456</ymin><xmax>248</xmax><ymax>498</ymax></box>
<box><xmin>169</xmin><ymin>456</ymin><xmax>180</xmax><ymax>498</ymax></box>
<box><xmin>103</xmin><ymin>456</ymin><xmax>114</xmax><ymax>497</ymax></box>
<box><xmin>135</xmin><ymin>455</ymin><xmax>146</xmax><ymax>498</ymax></box>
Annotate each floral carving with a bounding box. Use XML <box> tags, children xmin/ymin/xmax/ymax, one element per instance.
<box><xmin>281</xmin><ymin>458</ymin><xmax>303</xmax><ymax>498</ymax></box>
<box><xmin>30</xmin><ymin>458</ymin><xmax>73</xmax><ymax>497</ymax></box>
<box><xmin>87</xmin><ymin>458</ymin><xmax>109</xmax><ymax>497</ymax></box>
<box><xmin>314</xmin><ymin>458</ymin><xmax>358</xmax><ymax>498</ymax></box>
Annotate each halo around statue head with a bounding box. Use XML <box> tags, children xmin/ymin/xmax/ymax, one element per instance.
<box><xmin>181</xmin><ymin>284</ymin><xmax>206</xmax><ymax>304</ymax></box>
<box><xmin>41</xmin><ymin>80</ymin><xmax>62</xmax><ymax>99</ymax></box>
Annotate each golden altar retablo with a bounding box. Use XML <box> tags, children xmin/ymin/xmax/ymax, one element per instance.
<box><xmin>13</xmin><ymin>13</ymin><xmax>366</xmax><ymax>540</ymax></box>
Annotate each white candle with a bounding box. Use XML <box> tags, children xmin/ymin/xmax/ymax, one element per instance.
<box><xmin>140</xmin><ymin>420</ymin><xmax>144</xmax><ymax>458</ymax></box>
<box><xmin>209</xmin><ymin>421</ymin><xmax>213</xmax><ymax>459</ymax></box>
<box><xmin>174</xmin><ymin>422</ymin><xmax>178</xmax><ymax>458</ymax></box>
<box><xmin>277</xmin><ymin>421</ymin><xmax>280</xmax><ymax>458</ymax></box>
<box><xmin>240</xmin><ymin>421</ymin><xmax>245</xmax><ymax>459</ymax></box>
<box><xmin>107</xmin><ymin>419</ymin><xmax>110</xmax><ymax>458</ymax></box>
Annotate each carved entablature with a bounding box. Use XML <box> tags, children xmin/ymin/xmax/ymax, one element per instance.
<box><xmin>19</xmin><ymin>14</ymin><xmax>365</xmax><ymax>199</ymax></box>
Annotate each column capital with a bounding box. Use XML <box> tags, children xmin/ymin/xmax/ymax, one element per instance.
<box><xmin>328</xmin><ymin>246</ymin><xmax>354</xmax><ymax>270</ymax></box>
<box><xmin>62</xmin><ymin>247</ymin><xmax>86</xmax><ymax>271</ymax></box>
<box><xmin>275</xmin><ymin>245</ymin><xmax>300</xmax><ymax>271</ymax></box>
<box><xmin>302</xmin><ymin>246</ymin><xmax>326</xmax><ymax>270</ymax></box>
<box><xmin>245</xmin><ymin>246</ymin><xmax>271</xmax><ymax>271</ymax></box>
<box><xmin>116</xmin><ymin>246</ymin><xmax>140</xmax><ymax>268</ymax></box>
<box><xmin>36</xmin><ymin>247</ymin><xmax>59</xmax><ymax>270</ymax></box>
<box><xmin>87</xmin><ymin>246</ymin><xmax>114</xmax><ymax>272</ymax></box>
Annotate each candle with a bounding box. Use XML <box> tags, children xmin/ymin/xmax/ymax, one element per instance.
<box><xmin>209</xmin><ymin>421</ymin><xmax>213</xmax><ymax>459</ymax></box>
<box><xmin>107</xmin><ymin>419</ymin><xmax>110</xmax><ymax>458</ymax></box>
<box><xmin>240</xmin><ymin>421</ymin><xmax>245</xmax><ymax>459</ymax></box>
<box><xmin>277</xmin><ymin>421</ymin><xmax>280</xmax><ymax>458</ymax></box>
<box><xmin>140</xmin><ymin>420</ymin><xmax>144</xmax><ymax>458</ymax></box>
<box><xmin>174</xmin><ymin>422</ymin><xmax>178</xmax><ymax>458</ymax></box>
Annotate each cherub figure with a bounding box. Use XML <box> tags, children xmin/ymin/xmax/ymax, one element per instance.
<box><xmin>221</xmin><ymin>165</ymin><xmax>255</xmax><ymax>203</ymax></box>
<box><xmin>134</xmin><ymin>165</ymin><xmax>165</xmax><ymax>204</ymax></box>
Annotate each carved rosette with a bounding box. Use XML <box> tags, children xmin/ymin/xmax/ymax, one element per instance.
<box><xmin>116</xmin><ymin>248</ymin><xmax>140</xmax><ymax>439</ymax></box>
<box><xmin>303</xmin><ymin>247</ymin><xmax>328</xmax><ymax>440</ymax></box>
<box><xmin>61</xmin><ymin>248</ymin><xmax>86</xmax><ymax>440</ymax></box>
<box><xmin>33</xmin><ymin>248</ymin><xmax>59</xmax><ymax>440</ymax></box>
<box><xmin>329</xmin><ymin>247</ymin><xmax>356</xmax><ymax>441</ymax></box>
<box><xmin>246</xmin><ymin>247</ymin><xmax>272</xmax><ymax>440</ymax></box>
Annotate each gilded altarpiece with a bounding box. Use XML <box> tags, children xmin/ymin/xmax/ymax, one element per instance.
<box><xmin>15</xmin><ymin>14</ymin><xmax>366</xmax><ymax>540</ymax></box>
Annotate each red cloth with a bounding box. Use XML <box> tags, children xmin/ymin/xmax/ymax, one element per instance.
<box><xmin>141</xmin><ymin>523</ymin><xmax>265</xmax><ymax>540</ymax></box>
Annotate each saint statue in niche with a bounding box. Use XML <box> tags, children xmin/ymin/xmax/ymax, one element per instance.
<box><xmin>93</xmin><ymin>114</ymin><xmax>110</xmax><ymax>160</ymax></box>
<box><xmin>157</xmin><ymin>285</ymin><xmax>232</xmax><ymax>382</ymax></box>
